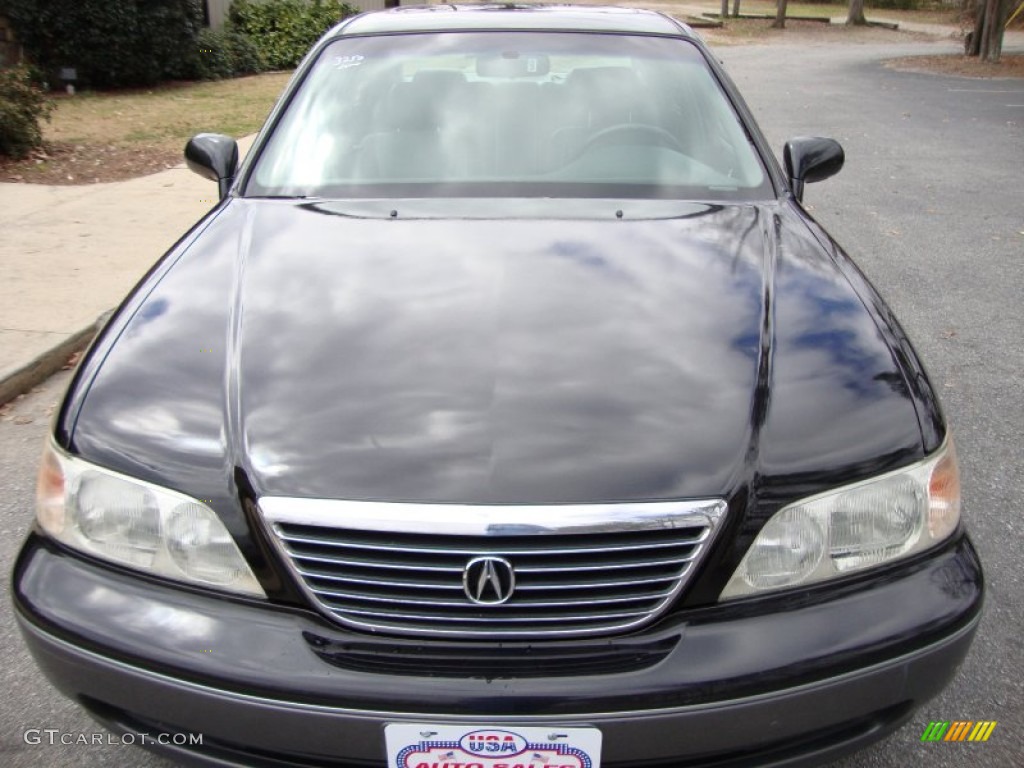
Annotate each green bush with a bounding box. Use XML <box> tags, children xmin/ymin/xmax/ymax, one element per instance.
<box><xmin>230</xmin><ymin>0</ymin><xmax>358</xmax><ymax>70</ymax></box>
<box><xmin>0</xmin><ymin>64</ymin><xmax>53</xmax><ymax>159</ymax></box>
<box><xmin>195</xmin><ymin>25</ymin><xmax>267</xmax><ymax>80</ymax></box>
<box><xmin>0</xmin><ymin>0</ymin><xmax>205</xmax><ymax>87</ymax></box>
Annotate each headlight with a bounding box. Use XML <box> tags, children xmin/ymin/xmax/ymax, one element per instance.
<box><xmin>721</xmin><ymin>438</ymin><xmax>960</xmax><ymax>599</ymax></box>
<box><xmin>35</xmin><ymin>440</ymin><xmax>265</xmax><ymax>598</ymax></box>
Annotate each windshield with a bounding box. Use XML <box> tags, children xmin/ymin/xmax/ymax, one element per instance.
<box><xmin>247</xmin><ymin>32</ymin><xmax>770</xmax><ymax>200</ymax></box>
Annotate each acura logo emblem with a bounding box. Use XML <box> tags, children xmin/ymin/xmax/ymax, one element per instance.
<box><xmin>463</xmin><ymin>556</ymin><xmax>515</xmax><ymax>605</ymax></box>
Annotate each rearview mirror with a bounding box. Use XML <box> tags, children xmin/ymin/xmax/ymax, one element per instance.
<box><xmin>783</xmin><ymin>137</ymin><xmax>844</xmax><ymax>202</ymax></box>
<box><xmin>185</xmin><ymin>133</ymin><xmax>239</xmax><ymax>200</ymax></box>
<box><xmin>477</xmin><ymin>52</ymin><xmax>550</xmax><ymax>78</ymax></box>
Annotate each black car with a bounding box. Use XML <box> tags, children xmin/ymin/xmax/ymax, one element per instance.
<box><xmin>13</xmin><ymin>5</ymin><xmax>982</xmax><ymax>767</ymax></box>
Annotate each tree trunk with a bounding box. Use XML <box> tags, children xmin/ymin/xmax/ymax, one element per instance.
<box><xmin>721</xmin><ymin>0</ymin><xmax>729</xmax><ymax>20</ymax></box>
<box><xmin>847</xmin><ymin>0</ymin><xmax>867</xmax><ymax>26</ymax></box>
<box><xmin>731</xmin><ymin>0</ymin><xmax>742</xmax><ymax>17</ymax></box>
<box><xmin>970</xmin><ymin>0</ymin><xmax>1009</xmax><ymax>62</ymax></box>
<box><xmin>773</xmin><ymin>0</ymin><xmax>789</xmax><ymax>28</ymax></box>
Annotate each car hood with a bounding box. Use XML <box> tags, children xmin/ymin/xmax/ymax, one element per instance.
<box><xmin>69</xmin><ymin>199</ymin><xmax>927</xmax><ymax>505</ymax></box>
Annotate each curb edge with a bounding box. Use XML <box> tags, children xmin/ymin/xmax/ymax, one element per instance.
<box><xmin>0</xmin><ymin>321</ymin><xmax>101</xmax><ymax>407</ymax></box>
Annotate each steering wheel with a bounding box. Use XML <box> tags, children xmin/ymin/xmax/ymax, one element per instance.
<box><xmin>576</xmin><ymin>123</ymin><xmax>686</xmax><ymax>158</ymax></box>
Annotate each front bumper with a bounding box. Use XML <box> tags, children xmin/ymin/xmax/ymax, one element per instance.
<box><xmin>13</xmin><ymin>533</ymin><xmax>983</xmax><ymax>767</ymax></box>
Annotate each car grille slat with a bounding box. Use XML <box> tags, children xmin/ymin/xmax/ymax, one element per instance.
<box><xmin>261</xmin><ymin>498</ymin><xmax>726</xmax><ymax>639</ymax></box>
<box><xmin>309</xmin><ymin>585</ymin><xmax>676</xmax><ymax>608</ymax></box>
<box><xmin>514</xmin><ymin>574</ymin><xmax>684</xmax><ymax>590</ymax></box>
<box><xmin>295</xmin><ymin>567</ymin><xmax>466</xmax><ymax>591</ymax></box>
<box><xmin>330</xmin><ymin>604</ymin><xmax>654</xmax><ymax>623</ymax></box>
<box><xmin>515</xmin><ymin>554</ymin><xmax>700</xmax><ymax>572</ymax></box>
<box><xmin>288</xmin><ymin>551</ymin><xmax>464</xmax><ymax>573</ymax></box>
<box><xmin>300</xmin><ymin>570</ymin><xmax>680</xmax><ymax>593</ymax></box>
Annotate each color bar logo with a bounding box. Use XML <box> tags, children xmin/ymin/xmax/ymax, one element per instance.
<box><xmin>920</xmin><ymin>721</ymin><xmax>997</xmax><ymax>742</ymax></box>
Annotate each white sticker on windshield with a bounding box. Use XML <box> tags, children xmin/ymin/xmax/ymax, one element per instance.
<box><xmin>332</xmin><ymin>55</ymin><xmax>365</xmax><ymax>70</ymax></box>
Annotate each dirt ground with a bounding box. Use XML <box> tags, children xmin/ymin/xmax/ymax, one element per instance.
<box><xmin>884</xmin><ymin>52</ymin><xmax>1024</xmax><ymax>78</ymax></box>
<box><xmin>700</xmin><ymin>17</ymin><xmax>941</xmax><ymax>46</ymax></box>
<box><xmin>0</xmin><ymin>142</ymin><xmax>181</xmax><ymax>185</ymax></box>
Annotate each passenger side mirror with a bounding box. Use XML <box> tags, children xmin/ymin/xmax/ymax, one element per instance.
<box><xmin>185</xmin><ymin>133</ymin><xmax>239</xmax><ymax>200</ymax></box>
<box><xmin>783</xmin><ymin>137</ymin><xmax>844</xmax><ymax>202</ymax></box>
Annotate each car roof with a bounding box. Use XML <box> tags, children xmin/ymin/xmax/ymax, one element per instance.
<box><xmin>334</xmin><ymin>4</ymin><xmax>693</xmax><ymax>38</ymax></box>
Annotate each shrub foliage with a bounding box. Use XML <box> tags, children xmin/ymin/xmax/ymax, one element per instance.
<box><xmin>195</xmin><ymin>25</ymin><xmax>267</xmax><ymax>80</ymax></box>
<box><xmin>0</xmin><ymin>0</ymin><xmax>205</xmax><ymax>87</ymax></box>
<box><xmin>230</xmin><ymin>0</ymin><xmax>358</xmax><ymax>70</ymax></box>
<box><xmin>0</xmin><ymin>64</ymin><xmax>52</xmax><ymax>158</ymax></box>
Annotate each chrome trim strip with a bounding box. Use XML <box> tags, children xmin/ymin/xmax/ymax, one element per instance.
<box><xmin>512</xmin><ymin>577</ymin><xmax>680</xmax><ymax>590</ymax></box>
<box><xmin>278</xmin><ymin>533</ymin><xmax>708</xmax><ymax>556</ymax></box>
<box><xmin>296</xmin><ymin>570</ymin><xmax>465</xmax><ymax>590</ymax></box>
<box><xmin>298</xmin><ymin>567</ymin><xmax>678</xmax><ymax>592</ymax></box>
<box><xmin>261</xmin><ymin>498</ymin><xmax>727</xmax><ymax>536</ymax></box>
<box><xmin>292</xmin><ymin>552</ymin><xmax>692</xmax><ymax>577</ymax></box>
<box><xmin>516</xmin><ymin>556</ymin><xmax>696</xmax><ymax>572</ymax></box>
<box><xmin>291</xmin><ymin>552</ymin><xmax>693</xmax><ymax>573</ymax></box>
<box><xmin>331</xmin><ymin>606</ymin><xmax>651</xmax><ymax>623</ymax></box>
<box><xmin>289</xmin><ymin>553</ymin><xmax>464</xmax><ymax>573</ymax></box>
<box><xmin>313</xmin><ymin>590</ymin><xmax>671</xmax><ymax>609</ymax></box>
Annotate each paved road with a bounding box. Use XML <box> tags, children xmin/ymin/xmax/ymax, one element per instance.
<box><xmin>1</xmin><ymin>40</ymin><xmax>1022</xmax><ymax>767</ymax></box>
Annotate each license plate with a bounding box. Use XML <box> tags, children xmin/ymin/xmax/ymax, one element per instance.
<box><xmin>385</xmin><ymin>723</ymin><xmax>602</xmax><ymax>768</ymax></box>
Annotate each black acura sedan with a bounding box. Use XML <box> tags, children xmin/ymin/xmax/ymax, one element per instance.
<box><xmin>13</xmin><ymin>5</ymin><xmax>982</xmax><ymax>767</ymax></box>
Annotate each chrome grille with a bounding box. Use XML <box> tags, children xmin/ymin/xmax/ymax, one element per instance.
<box><xmin>260</xmin><ymin>498</ymin><xmax>727</xmax><ymax>639</ymax></box>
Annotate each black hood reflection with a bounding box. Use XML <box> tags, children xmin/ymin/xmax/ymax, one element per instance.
<box><xmin>69</xmin><ymin>199</ymin><xmax>924</xmax><ymax>505</ymax></box>
<box><xmin>234</xmin><ymin>203</ymin><xmax>764</xmax><ymax>502</ymax></box>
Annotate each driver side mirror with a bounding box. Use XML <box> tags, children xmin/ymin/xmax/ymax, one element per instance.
<box><xmin>185</xmin><ymin>133</ymin><xmax>239</xmax><ymax>200</ymax></box>
<box><xmin>783</xmin><ymin>137</ymin><xmax>844</xmax><ymax>202</ymax></box>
